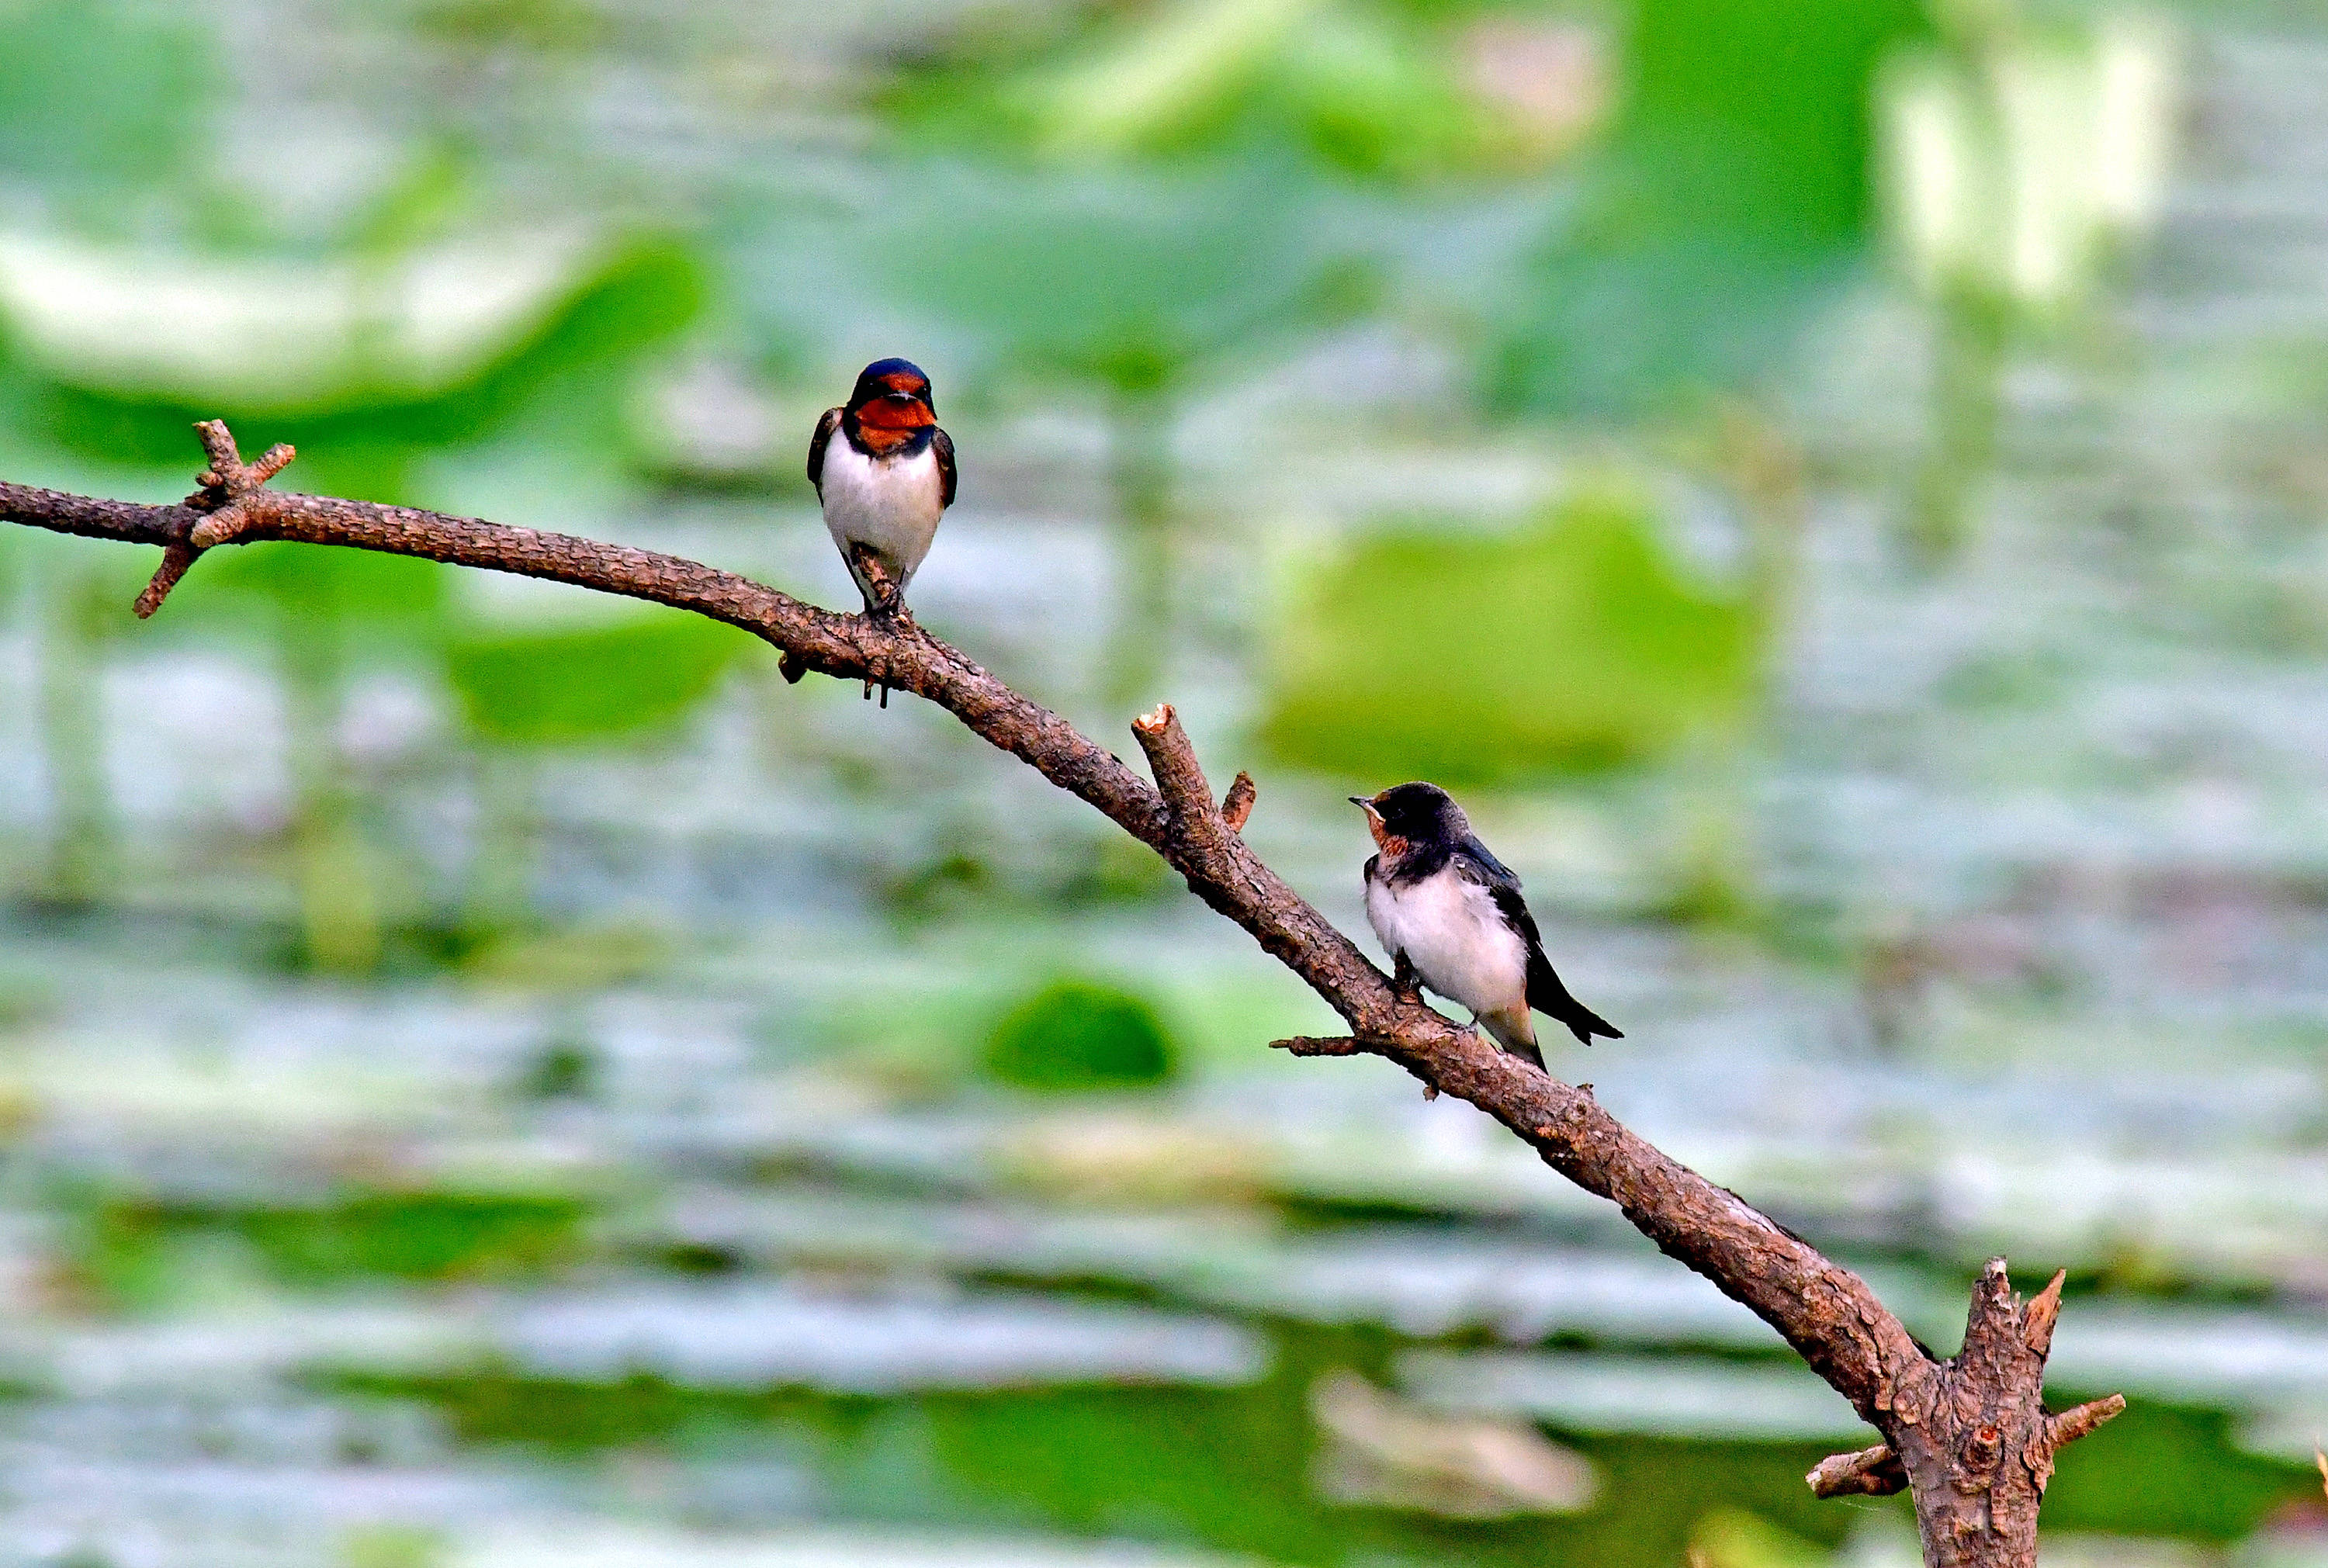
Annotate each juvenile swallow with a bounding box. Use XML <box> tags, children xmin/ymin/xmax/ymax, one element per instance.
<box><xmin>1356</xmin><ymin>781</ymin><xmax>1622</xmax><ymax>1070</ymax></box>
<box><xmin>807</xmin><ymin>358</ymin><xmax>956</xmax><ymax>617</ymax></box>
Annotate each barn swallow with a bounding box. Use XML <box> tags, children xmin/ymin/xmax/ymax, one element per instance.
<box><xmin>807</xmin><ymin>358</ymin><xmax>957</xmax><ymax>618</ymax></box>
<box><xmin>1356</xmin><ymin>781</ymin><xmax>1622</xmax><ymax>1070</ymax></box>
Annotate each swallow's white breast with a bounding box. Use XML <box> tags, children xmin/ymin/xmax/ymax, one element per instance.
<box><xmin>819</xmin><ymin>436</ymin><xmax>944</xmax><ymax>590</ymax></box>
<box><xmin>1365</xmin><ymin>864</ymin><xmax>1528</xmax><ymax>1019</ymax></box>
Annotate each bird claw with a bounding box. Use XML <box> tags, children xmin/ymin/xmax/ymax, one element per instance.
<box><xmin>1391</xmin><ymin>954</ymin><xmax>1425</xmax><ymax>1003</ymax></box>
<box><xmin>1459</xmin><ymin>1016</ymin><xmax>1509</xmax><ymax>1056</ymax></box>
<box><xmin>848</xmin><ymin>544</ymin><xmax>908</xmax><ymax>619</ymax></box>
<box><xmin>845</xmin><ymin>548</ymin><xmax>911</xmax><ymax>707</ymax></box>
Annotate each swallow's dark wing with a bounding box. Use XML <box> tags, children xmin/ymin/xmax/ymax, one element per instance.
<box><xmin>933</xmin><ymin>426</ymin><xmax>957</xmax><ymax>509</ymax></box>
<box><xmin>1461</xmin><ymin>836</ymin><xmax>1523</xmax><ymax>886</ymax></box>
<box><xmin>806</xmin><ymin>407</ymin><xmax>842</xmax><ymax>497</ymax></box>
<box><xmin>1467</xmin><ymin>851</ymin><xmax>1625</xmax><ymax>1047</ymax></box>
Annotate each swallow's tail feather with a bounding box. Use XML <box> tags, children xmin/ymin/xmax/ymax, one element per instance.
<box><xmin>1552</xmin><ymin>997</ymin><xmax>1623</xmax><ymax>1047</ymax></box>
<box><xmin>1527</xmin><ymin>961</ymin><xmax>1623</xmax><ymax>1047</ymax></box>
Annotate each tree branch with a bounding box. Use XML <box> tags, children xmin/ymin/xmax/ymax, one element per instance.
<box><xmin>134</xmin><ymin>420</ymin><xmax>297</xmax><ymax>618</ymax></box>
<box><xmin>1</xmin><ymin>422</ymin><xmax>2120</xmax><ymax>1566</ymax></box>
<box><xmin>1808</xmin><ymin>1442</ymin><xmax>1907</xmax><ymax>1499</ymax></box>
<box><xmin>1807</xmin><ymin>1381</ymin><xmax>2120</xmax><ymax>1507</ymax></box>
<box><xmin>2046</xmin><ymin>1395</ymin><xmax>2125</xmax><ymax>1449</ymax></box>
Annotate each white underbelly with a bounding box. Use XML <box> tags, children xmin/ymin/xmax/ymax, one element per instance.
<box><xmin>819</xmin><ymin>440</ymin><xmax>944</xmax><ymax>583</ymax></box>
<box><xmin>1366</xmin><ymin>867</ymin><xmax>1527</xmax><ymax>1017</ymax></box>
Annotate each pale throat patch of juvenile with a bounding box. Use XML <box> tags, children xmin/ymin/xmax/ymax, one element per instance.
<box><xmin>1353</xmin><ymin>782</ymin><xmax>1622</xmax><ymax>1067</ymax></box>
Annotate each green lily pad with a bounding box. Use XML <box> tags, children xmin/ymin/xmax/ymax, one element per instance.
<box><xmin>443</xmin><ymin>607</ymin><xmax>753</xmax><ymax>748</ymax></box>
<box><xmin>177</xmin><ymin>540</ymin><xmax>450</xmax><ymax>642</ymax></box>
<box><xmin>0</xmin><ymin>1</ymin><xmax>209</xmax><ymax>195</ymax></box>
<box><xmin>986</xmin><ymin>978</ymin><xmax>1181</xmax><ymax>1092</ymax></box>
<box><xmin>1259</xmin><ymin>493</ymin><xmax>1759</xmax><ymax>784</ymax></box>
<box><xmin>1008</xmin><ymin>0</ymin><xmax>1325</xmax><ymax>160</ymax></box>
<box><xmin>14</xmin><ymin>235</ymin><xmax>703</xmax><ymax>481</ymax></box>
<box><xmin>884</xmin><ymin>168</ymin><xmax>1332</xmax><ymax>396</ymax></box>
<box><xmin>1491</xmin><ymin>0</ymin><xmax>1930</xmax><ymax>415</ymax></box>
<box><xmin>892</xmin><ymin>0</ymin><xmax>1552</xmax><ymax>183</ymax></box>
<box><xmin>0</xmin><ymin>227</ymin><xmax>623</xmax><ymax>417</ymax></box>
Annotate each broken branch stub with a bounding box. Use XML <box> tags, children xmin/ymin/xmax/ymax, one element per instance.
<box><xmin>1807</xmin><ymin>1442</ymin><xmax>1907</xmax><ymax>1499</ymax></box>
<box><xmin>1221</xmin><ymin>770</ymin><xmax>1256</xmax><ymax>832</ymax></box>
<box><xmin>1810</xmin><ymin>1263</ymin><xmax>2122</xmax><ymax>1566</ymax></box>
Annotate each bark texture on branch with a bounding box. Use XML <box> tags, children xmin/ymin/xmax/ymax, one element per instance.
<box><xmin>2</xmin><ymin>424</ymin><xmax>2125</xmax><ymax>1566</ymax></box>
<box><xmin>1888</xmin><ymin>1266</ymin><xmax>2122</xmax><ymax>1562</ymax></box>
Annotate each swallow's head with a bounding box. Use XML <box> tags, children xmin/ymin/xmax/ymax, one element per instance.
<box><xmin>847</xmin><ymin>358</ymin><xmax>937</xmax><ymax>436</ymax></box>
<box><xmin>1351</xmin><ymin>781</ymin><xmax>1464</xmax><ymax>853</ymax></box>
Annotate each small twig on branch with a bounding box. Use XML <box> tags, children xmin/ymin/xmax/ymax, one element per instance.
<box><xmin>131</xmin><ymin>540</ymin><xmax>201</xmax><ymax>620</ymax></box>
<box><xmin>1807</xmin><ymin>1442</ymin><xmax>1907</xmax><ymax>1499</ymax></box>
<box><xmin>2046</xmin><ymin>1395</ymin><xmax>2125</xmax><ymax>1449</ymax></box>
<box><xmin>1220</xmin><ymin>770</ymin><xmax>1256</xmax><ymax>832</ymax></box>
<box><xmin>1270</xmin><ymin>1034</ymin><xmax>1365</xmax><ymax>1056</ymax></box>
<box><xmin>2021</xmin><ymin>1269</ymin><xmax>2065</xmax><ymax>1356</ymax></box>
<box><xmin>0</xmin><ymin>421</ymin><xmax>2124</xmax><ymax>1568</ymax></box>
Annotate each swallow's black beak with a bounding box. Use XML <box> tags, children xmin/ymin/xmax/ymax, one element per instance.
<box><xmin>1349</xmin><ymin>796</ymin><xmax>1369</xmax><ymax>808</ymax></box>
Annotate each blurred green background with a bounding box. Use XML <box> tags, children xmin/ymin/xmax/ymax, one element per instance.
<box><xmin>3</xmin><ymin>1</ymin><xmax>2327</xmax><ymax>1565</ymax></box>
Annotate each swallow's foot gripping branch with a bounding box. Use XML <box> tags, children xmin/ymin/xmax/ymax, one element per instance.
<box><xmin>5</xmin><ymin>421</ymin><xmax>2123</xmax><ymax>1568</ymax></box>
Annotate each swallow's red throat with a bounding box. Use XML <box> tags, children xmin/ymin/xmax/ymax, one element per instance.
<box><xmin>850</xmin><ymin>424</ymin><xmax>910</xmax><ymax>458</ymax></box>
<box><xmin>855</xmin><ymin>398</ymin><xmax>934</xmax><ymax>433</ymax></box>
